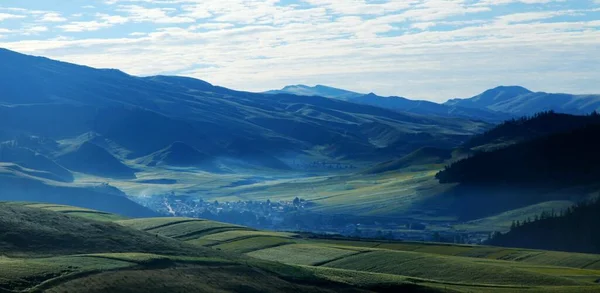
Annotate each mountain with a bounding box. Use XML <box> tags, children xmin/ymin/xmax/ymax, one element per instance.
<box><xmin>0</xmin><ymin>48</ymin><xmax>485</xmax><ymax>163</ymax></box>
<box><xmin>446</xmin><ymin>86</ymin><xmax>600</xmax><ymax>116</ymax></box>
<box><xmin>265</xmin><ymin>84</ymin><xmax>364</xmax><ymax>100</ymax></box>
<box><xmin>0</xmin><ymin>48</ymin><xmax>489</xmax><ymax>166</ymax></box>
<box><xmin>267</xmin><ymin>85</ymin><xmax>510</xmax><ymax>122</ymax></box>
<box><xmin>0</xmin><ymin>48</ymin><xmax>490</xmax><ymax>215</ymax></box>
<box><xmin>446</xmin><ymin>86</ymin><xmax>533</xmax><ymax>109</ymax></box>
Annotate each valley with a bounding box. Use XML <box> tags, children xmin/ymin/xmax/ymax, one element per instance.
<box><xmin>0</xmin><ymin>0</ymin><xmax>598</xmax><ymax>290</ymax></box>
<box><xmin>1</xmin><ymin>49</ymin><xmax>599</xmax><ymax>249</ymax></box>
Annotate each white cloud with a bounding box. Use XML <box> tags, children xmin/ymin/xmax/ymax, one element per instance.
<box><xmin>38</xmin><ymin>12</ymin><xmax>67</xmax><ymax>23</ymax></box>
<box><xmin>117</xmin><ymin>5</ymin><xmax>196</xmax><ymax>23</ymax></box>
<box><xmin>0</xmin><ymin>0</ymin><xmax>598</xmax><ymax>101</ymax></box>
<box><xmin>58</xmin><ymin>13</ymin><xmax>128</xmax><ymax>32</ymax></box>
<box><xmin>0</xmin><ymin>12</ymin><xmax>25</xmax><ymax>21</ymax></box>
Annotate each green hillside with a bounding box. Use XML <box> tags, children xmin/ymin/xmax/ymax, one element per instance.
<box><xmin>363</xmin><ymin>147</ymin><xmax>455</xmax><ymax>174</ymax></box>
<box><xmin>118</xmin><ymin>214</ymin><xmax>600</xmax><ymax>292</ymax></box>
<box><xmin>0</xmin><ymin>202</ymin><xmax>443</xmax><ymax>293</ymax></box>
<box><xmin>2</xmin><ymin>202</ymin><xmax>600</xmax><ymax>292</ymax></box>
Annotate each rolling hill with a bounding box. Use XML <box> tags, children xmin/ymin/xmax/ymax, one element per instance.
<box><xmin>363</xmin><ymin>147</ymin><xmax>455</xmax><ymax>174</ymax></box>
<box><xmin>0</xmin><ymin>169</ymin><xmax>156</xmax><ymax>218</ymax></box>
<box><xmin>2</xmin><ymin>202</ymin><xmax>598</xmax><ymax>292</ymax></box>
<box><xmin>136</xmin><ymin>141</ymin><xmax>213</xmax><ymax>168</ymax></box>
<box><xmin>0</xmin><ymin>143</ymin><xmax>73</xmax><ymax>182</ymax></box>
<box><xmin>56</xmin><ymin>141</ymin><xmax>137</xmax><ymax>179</ymax></box>
<box><xmin>446</xmin><ymin>86</ymin><xmax>600</xmax><ymax>116</ymax></box>
<box><xmin>0</xmin><ymin>202</ymin><xmax>446</xmax><ymax>293</ymax></box>
<box><xmin>113</xmin><ymin>207</ymin><xmax>600</xmax><ymax>292</ymax></box>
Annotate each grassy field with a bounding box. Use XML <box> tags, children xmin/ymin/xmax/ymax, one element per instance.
<box><xmin>3</xmin><ymin>203</ymin><xmax>600</xmax><ymax>292</ymax></box>
<box><xmin>0</xmin><ymin>203</ymin><xmax>448</xmax><ymax>293</ymax></box>
<box><xmin>247</xmin><ymin>244</ymin><xmax>362</xmax><ymax>266</ymax></box>
<box><xmin>125</xmin><ymin>213</ymin><xmax>600</xmax><ymax>292</ymax></box>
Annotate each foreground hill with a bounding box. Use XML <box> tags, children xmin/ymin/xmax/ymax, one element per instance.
<box><xmin>117</xmin><ymin>211</ymin><xmax>600</xmax><ymax>292</ymax></box>
<box><xmin>446</xmin><ymin>86</ymin><xmax>600</xmax><ymax>116</ymax></box>
<box><xmin>0</xmin><ymin>203</ymin><xmax>200</xmax><ymax>256</ymax></box>
<box><xmin>3</xmin><ymin>202</ymin><xmax>598</xmax><ymax>292</ymax></box>
<box><xmin>0</xmin><ymin>202</ymin><xmax>443</xmax><ymax>293</ymax></box>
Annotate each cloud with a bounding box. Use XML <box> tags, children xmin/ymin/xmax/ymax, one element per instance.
<box><xmin>38</xmin><ymin>12</ymin><xmax>67</xmax><ymax>22</ymax></box>
<box><xmin>58</xmin><ymin>13</ymin><xmax>128</xmax><ymax>32</ymax></box>
<box><xmin>0</xmin><ymin>0</ymin><xmax>598</xmax><ymax>101</ymax></box>
<box><xmin>116</xmin><ymin>5</ymin><xmax>196</xmax><ymax>24</ymax></box>
<box><xmin>0</xmin><ymin>12</ymin><xmax>26</xmax><ymax>21</ymax></box>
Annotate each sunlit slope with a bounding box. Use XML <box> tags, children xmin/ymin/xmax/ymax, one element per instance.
<box><xmin>0</xmin><ymin>202</ymin><xmax>439</xmax><ymax>293</ymax></box>
<box><xmin>123</xmin><ymin>216</ymin><xmax>600</xmax><ymax>292</ymax></box>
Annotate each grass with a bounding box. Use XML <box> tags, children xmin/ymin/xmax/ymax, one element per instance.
<box><xmin>0</xmin><ymin>204</ymin><xmax>207</xmax><ymax>257</ymax></box>
<box><xmin>116</xmin><ymin>217</ymin><xmax>203</xmax><ymax>231</ymax></box>
<box><xmin>10</xmin><ymin>203</ymin><xmax>129</xmax><ymax>221</ymax></box>
<box><xmin>313</xmin><ymin>238</ymin><xmax>600</xmax><ymax>270</ymax></box>
<box><xmin>0</xmin><ymin>255</ymin><xmax>134</xmax><ymax>291</ymax></box>
<box><xmin>322</xmin><ymin>250</ymin><xmax>584</xmax><ymax>286</ymax></box>
<box><xmin>247</xmin><ymin>244</ymin><xmax>363</xmax><ymax>266</ymax></box>
<box><xmin>8</xmin><ymin>203</ymin><xmax>600</xmax><ymax>292</ymax></box>
<box><xmin>145</xmin><ymin>220</ymin><xmax>250</xmax><ymax>240</ymax></box>
<box><xmin>212</xmin><ymin>236</ymin><xmax>296</xmax><ymax>253</ymax></box>
<box><xmin>199</xmin><ymin>230</ymin><xmax>297</xmax><ymax>242</ymax></box>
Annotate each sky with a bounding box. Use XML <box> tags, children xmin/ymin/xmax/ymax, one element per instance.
<box><xmin>0</xmin><ymin>0</ymin><xmax>599</xmax><ymax>102</ymax></box>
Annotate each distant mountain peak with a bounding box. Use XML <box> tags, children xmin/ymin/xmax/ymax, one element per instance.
<box><xmin>266</xmin><ymin>84</ymin><xmax>364</xmax><ymax>100</ymax></box>
<box><xmin>485</xmin><ymin>85</ymin><xmax>532</xmax><ymax>95</ymax></box>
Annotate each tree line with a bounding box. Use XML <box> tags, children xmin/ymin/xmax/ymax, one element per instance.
<box><xmin>436</xmin><ymin>119</ymin><xmax>600</xmax><ymax>187</ymax></box>
<box><xmin>486</xmin><ymin>197</ymin><xmax>600</xmax><ymax>253</ymax></box>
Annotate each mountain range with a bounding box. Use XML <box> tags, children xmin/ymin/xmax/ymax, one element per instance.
<box><xmin>0</xmin><ymin>48</ymin><xmax>488</xmax><ymax>214</ymax></box>
<box><xmin>267</xmin><ymin>84</ymin><xmax>600</xmax><ymax>120</ymax></box>
<box><xmin>2</xmin><ymin>47</ymin><xmax>600</xmax><ymax>228</ymax></box>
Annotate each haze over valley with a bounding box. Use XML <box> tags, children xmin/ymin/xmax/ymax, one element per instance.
<box><xmin>1</xmin><ymin>48</ymin><xmax>599</xmax><ymax>245</ymax></box>
<box><xmin>1</xmin><ymin>0</ymin><xmax>600</xmax><ymax>291</ymax></box>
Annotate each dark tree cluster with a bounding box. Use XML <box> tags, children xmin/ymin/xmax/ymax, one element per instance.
<box><xmin>436</xmin><ymin>122</ymin><xmax>600</xmax><ymax>187</ymax></box>
<box><xmin>487</xmin><ymin>198</ymin><xmax>600</xmax><ymax>253</ymax></box>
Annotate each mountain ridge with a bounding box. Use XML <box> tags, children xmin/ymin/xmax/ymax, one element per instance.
<box><xmin>446</xmin><ymin>85</ymin><xmax>600</xmax><ymax>116</ymax></box>
<box><xmin>266</xmin><ymin>84</ymin><xmax>511</xmax><ymax>122</ymax></box>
